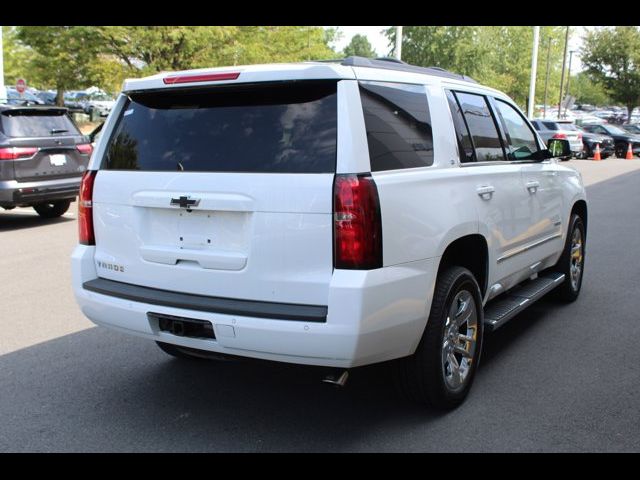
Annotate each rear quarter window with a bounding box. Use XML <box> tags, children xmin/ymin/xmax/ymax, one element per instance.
<box><xmin>103</xmin><ymin>81</ymin><xmax>338</xmax><ymax>173</ymax></box>
<box><xmin>359</xmin><ymin>81</ymin><xmax>434</xmax><ymax>171</ymax></box>
<box><xmin>0</xmin><ymin>110</ymin><xmax>80</xmax><ymax>137</ymax></box>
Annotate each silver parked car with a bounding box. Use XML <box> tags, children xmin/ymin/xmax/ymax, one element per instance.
<box><xmin>530</xmin><ymin>119</ymin><xmax>584</xmax><ymax>159</ymax></box>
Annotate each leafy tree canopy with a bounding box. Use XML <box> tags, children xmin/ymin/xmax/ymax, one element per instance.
<box><xmin>343</xmin><ymin>34</ymin><xmax>376</xmax><ymax>58</ymax></box>
<box><xmin>581</xmin><ymin>26</ymin><xmax>640</xmax><ymax>120</ymax></box>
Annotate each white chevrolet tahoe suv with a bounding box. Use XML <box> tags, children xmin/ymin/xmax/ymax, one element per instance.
<box><xmin>72</xmin><ymin>57</ymin><xmax>587</xmax><ymax>409</ymax></box>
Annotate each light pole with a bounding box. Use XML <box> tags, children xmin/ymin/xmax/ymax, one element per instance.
<box><xmin>564</xmin><ymin>50</ymin><xmax>576</xmax><ymax>117</ymax></box>
<box><xmin>543</xmin><ymin>38</ymin><xmax>551</xmax><ymax>118</ymax></box>
<box><xmin>395</xmin><ymin>26</ymin><xmax>403</xmax><ymax>60</ymax></box>
<box><xmin>558</xmin><ymin>26</ymin><xmax>570</xmax><ymax>119</ymax></box>
<box><xmin>527</xmin><ymin>26</ymin><xmax>540</xmax><ymax>119</ymax></box>
<box><xmin>0</xmin><ymin>26</ymin><xmax>6</xmax><ymax>103</ymax></box>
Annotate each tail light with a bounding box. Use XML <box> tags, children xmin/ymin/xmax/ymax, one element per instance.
<box><xmin>0</xmin><ymin>147</ymin><xmax>38</xmax><ymax>160</ymax></box>
<box><xmin>552</xmin><ymin>133</ymin><xmax>567</xmax><ymax>139</ymax></box>
<box><xmin>578</xmin><ymin>133</ymin><xmax>583</xmax><ymax>140</ymax></box>
<box><xmin>76</xmin><ymin>144</ymin><xmax>93</xmax><ymax>155</ymax></box>
<box><xmin>333</xmin><ymin>174</ymin><xmax>382</xmax><ymax>269</ymax></box>
<box><xmin>78</xmin><ymin>170</ymin><xmax>97</xmax><ymax>245</ymax></box>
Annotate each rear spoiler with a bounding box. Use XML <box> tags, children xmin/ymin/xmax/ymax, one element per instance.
<box><xmin>1</xmin><ymin>107</ymin><xmax>69</xmax><ymax>116</ymax></box>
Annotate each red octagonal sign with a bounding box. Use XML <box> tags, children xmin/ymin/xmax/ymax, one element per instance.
<box><xmin>16</xmin><ymin>78</ymin><xmax>27</xmax><ymax>94</ymax></box>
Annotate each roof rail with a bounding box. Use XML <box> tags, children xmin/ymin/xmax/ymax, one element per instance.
<box><xmin>373</xmin><ymin>57</ymin><xmax>407</xmax><ymax>65</ymax></box>
<box><xmin>339</xmin><ymin>56</ymin><xmax>478</xmax><ymax>83</ymax></box>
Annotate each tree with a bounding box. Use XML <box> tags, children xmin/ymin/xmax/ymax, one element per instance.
<box><xmin>569</xmin><ymin>72</ymin><xmax>610</xmax><ymax>106</ymax></box>
<box><xmin>225</xmin><ymin>27</ymin><xmax>338</xmax><ymax>65</ymax></box>
<box><xmin>383</xmin><ymin>26</ymin><xmax>568</xmax><ymax>111</ymax></box>
<box><xmin>95</xmin><ymin>26</ymin><xmax>338</xmax><ymax>74</ymax></box>
<box><xmin>581</xmin><ymin>26</ymin><xmax>640</xmax><ymax>122</ymax></box>
<box><xmin>343</xmin><ymin>34</ymin><xmax>376</xmax><ymax>58</ymax></box>
<box><xmin>16</xmin><ymin>26</ymin><xmax>103</xmax><ymax>105</ymax></box>
<box><xmin>94</xmin><ymin>26</ymin><xmax>238</xmax><ymax>74</ymax></box>
<box><xmin>2</xmin><ymin>26</ymin><xmax>36</xmax><ymax>86</ymax></box>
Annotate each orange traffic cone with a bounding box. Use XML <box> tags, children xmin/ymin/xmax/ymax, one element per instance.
<box><xmin>593</xmin><ymin>143</ymin><xmax>601</xmax><ymax>161</ymax></box>
<box><xmin>626</xmin><ymin>142</ymin><xmax>634</xmax><ymax>160</ymax></box>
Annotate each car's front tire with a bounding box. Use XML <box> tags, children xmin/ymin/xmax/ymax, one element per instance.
<box><xmin>32</xmin><ymin>199</ymin><xmax>71</xmax><ymax>218</ymax></box>
<box><xmin>395</xmin><ymin>266</ymin><xmax>483</xmax><ymax>409</ymax></box>
<box><xmin>550</xmin><ymin>214</ymin><xmax>586</xmax><ymax>302</ymax></box>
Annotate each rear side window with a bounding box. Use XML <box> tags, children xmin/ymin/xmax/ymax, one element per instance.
<box><xmin>446</xmin><ymin>90</ymin><xmax>476</xmax><ymax>163</ymax></box>
<box><xmin>103</xmin><ymin>81</ymin><xmax>337</xmax><ymax>173</ymax></box>
<box><xmin>0</xmin><ymin>110</ymin><xmax>80</xmax><ymax>137</ymax></box>
<box><xmin>453</xmin><ymin>92</ymin><xmax>505</xmax><ymax>162</ymax></box>
<box><xmin>359</xmin><ymin>81</ymin><xmax>433</xmax><ymax>171</ymax></box>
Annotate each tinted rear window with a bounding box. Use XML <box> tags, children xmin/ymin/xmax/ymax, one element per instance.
<box><xmin>453</xmin><ymin>91</ymin><xmax>505</xmax><ymax>162</ymax></box>
<box><xmin>359</xmin><ymin>81</ymin><xmax>434</xmax><ymax>171</ymax></box>
<box><xmin>542</xmin><ymin>121</ymin><xmax>559</xmax><ymax>130</ymax></box>
<box><xmin>1</xmin><ymin>110</ymin><xmax>80</xmax><ymax>137</ymax></box>
<box><xmin>103</xmin><ymin>81</ymin><xmax>338</xmax><ymax>173</ymax></box>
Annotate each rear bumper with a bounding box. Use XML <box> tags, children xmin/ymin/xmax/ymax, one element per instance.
<box><xmin>72</xmin><ymin>245</ymin><xmax>437</xmax><ymax>368</ymax></box>
<box><xmin>570</xmin><ymin>141</ymin><xmax>583</xmax><ymax>153</ymax></box>
<box><xmin>0</xmin><ymin>177</ymin><xmax>80</xmax><ymax>207</ymax></box>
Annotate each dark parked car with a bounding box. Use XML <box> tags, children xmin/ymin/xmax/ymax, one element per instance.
<box><xmin>569</xmin><ymin>123</ymin><xmax>614</xmax><ymax>159</ymax></box>
<box><xmin>5</xmin><ymin>87</ymin><xmax>45</xmax><ymax>106</ymax></box>
<box><xmin>0</xmin><ymin>105</ymin><xmax>93</xmax><ymax>217</ymax></box>
<box><xmin>36</xmin><ymin>91</ymin><xmax>57</xmax><ymax>106</ymax></box>
<box><xmin>581</xmin><ymin>123</ymin><xmax>640</xmax><ymax>158</ymax></box>
<box><xmin>63</xmin><ymin>91</ymin><xmax>89</xmax><ymax>113</ymax></box>
<box><xmin>621</xmin><ymin>124</ymin><xmax>640</xmax><ymax>135</ymax></box>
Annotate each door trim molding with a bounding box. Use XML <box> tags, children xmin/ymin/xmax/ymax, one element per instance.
<box><xmin>497</xmin><ymin>232</ymin><xmax>562</xmax><ymax>263</ymax></box>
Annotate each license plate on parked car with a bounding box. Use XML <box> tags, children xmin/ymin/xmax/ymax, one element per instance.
<box><xmin>50</xmin><ymin>154</ymin><xmax>67</xmax><ymax>166</ymax></box>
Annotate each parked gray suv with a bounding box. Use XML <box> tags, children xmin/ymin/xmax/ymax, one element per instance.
<box><xmin>0</xmin><ymin>105</ymin><xmax>92</xmax><ymax>217</ymax></box>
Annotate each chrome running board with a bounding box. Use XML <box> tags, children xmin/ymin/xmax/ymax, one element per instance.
<box><xmin>484</xmin><ymin>272</ymin><xmax>565</xmax><ymax>331</ymax></box>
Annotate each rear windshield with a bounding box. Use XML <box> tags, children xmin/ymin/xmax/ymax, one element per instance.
<box><xmin>558</xmin><ymin>123</ymin><xmax>578</xmax><ymax>131</ymax></box>
<box><xmin>103</xmin><ymin>81</ymin><xmax>338</xmax><ymax>173</ymax></box>
<box><xmin>1</xmin><ymin>110</ymin><xmax>80</xmax><ymax>137</ymax></box>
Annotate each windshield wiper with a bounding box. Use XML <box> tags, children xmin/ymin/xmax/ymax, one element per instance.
<box><xmin>50</xmin><ymin>128</ymin><xmax>68</xmax><ymax>135</ymax></box>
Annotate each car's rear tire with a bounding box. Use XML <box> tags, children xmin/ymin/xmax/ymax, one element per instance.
<box><xmin>550</xmin><ymin>214</ymin><xmax>586</xmax><ymax>303</ymax></box>
<box><xmin>33</xmin><ymin>199</ymin><xmax>71</xmax><ymax>218</ymax></box>
<box><xmin>394</xmin><ymin>266</ymin><xmax>483</xmax><ymax>409</ymax></box>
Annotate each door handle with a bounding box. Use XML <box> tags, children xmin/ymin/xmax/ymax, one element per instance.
<box><xmin>476</xmin><ymin>185</ymin><xmax>495</xmax><ymax>200</ymax></box>
<box><xmin>526</xmin><ymin>181</ymin><xmax>540</xmax><ymax>193</ymax></box>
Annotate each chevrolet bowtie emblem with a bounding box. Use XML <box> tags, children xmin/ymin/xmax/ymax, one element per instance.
<box><xmin>170</xmin><ymin>196</ymin><xmax>200</xmax><ymax>210</ymax></box>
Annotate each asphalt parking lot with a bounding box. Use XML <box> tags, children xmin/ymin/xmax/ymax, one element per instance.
<box><xmin>1</xmin><ymin>158</ymin><xmax>640</xmax><ymax>452</ymax></box>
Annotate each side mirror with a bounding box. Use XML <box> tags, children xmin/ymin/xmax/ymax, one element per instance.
<box><xmin>545</xmin><ymin>138</ymin><xmax>572</xmax><ymax>159</ymax></box>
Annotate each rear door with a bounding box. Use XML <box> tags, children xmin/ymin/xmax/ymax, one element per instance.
<box><xmin>0</xmin><ymin>108</ymin><xmax>90</xmax><ymax>181</ymax></box>
<box><xmin>92</xmin><ymin>80</ymin><xmax>339</xmax><ymax>306</ymax></box>
<box><xmin>446</xmin><ymin>90</ymin><xmax>533</xmax><ymax>290</ymax></box>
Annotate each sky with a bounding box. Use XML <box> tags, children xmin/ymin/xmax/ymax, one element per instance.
<box><xmin>328</xmin><ymin>26</ymin><xmax>393</xmax><ymax>57</ymax></box>
<box><xmin>328</xmin><ymin>26</ymin><xmax>587</xmax><ymax>71</ymax></box>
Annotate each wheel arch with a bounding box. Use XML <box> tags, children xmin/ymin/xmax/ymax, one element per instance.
<box><xmin>571</xmin><ymin>199</ymin><xmax>588</xmax><ymax>237</ymax></box>
<box><xmin>436</xmin><ymin>234</ymin><xmax>489</xmax><ymax>298</ymax></box>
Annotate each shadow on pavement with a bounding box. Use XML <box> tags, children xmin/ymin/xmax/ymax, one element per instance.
<box><xmin>0</xmin><ymin>209</ymin><xmax>74</xmax><ymax>232</ymax></box>
<box><xmin>1</xmin><ymin>169</ymin><xmax>639</xmax><ymax>452</ymax></box>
